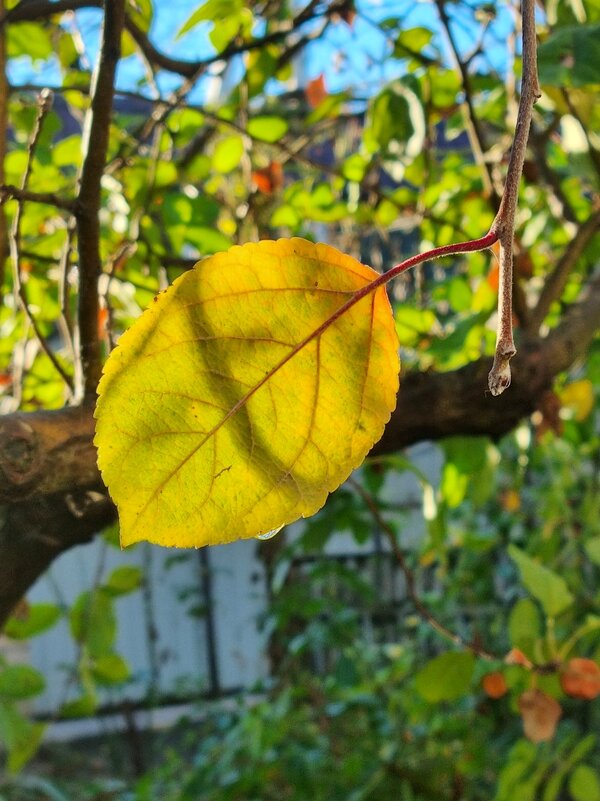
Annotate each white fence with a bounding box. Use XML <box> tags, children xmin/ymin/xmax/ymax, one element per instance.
<box><xmin>5</xmin><ymin>442</ymin><xmax>442</xmax><ymax>721</ymax></box>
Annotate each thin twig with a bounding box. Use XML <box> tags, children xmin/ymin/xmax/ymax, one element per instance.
<box><xmin>0</xmin><ymin>184</ymin><xmax>76</xmax><ymax>211</ymax></box>
<box><xmin>434</xmin><ymin>0</ymin><xmax>500</xmax><ymax>205</ymax></box>
<box><xmin>11</xmin><ymin>80</ymin><xmax>470</xmax><ymax>244</ymax></box>
<box><xmin>9</xmin><ymin>89</ymin><xmax>75</xmax><ymax>394</ymax></box>
<box><xmin>529</xmin><ymin>210</ymin><xmax>600</xmax><ymax>332</ymax></box>
<box><xmin>349</xmin><ymin>478</ymin><xmax>496</xmax><ymax>660</ymax></box>
<box><xmin>74</xmin><ymin>0</ymin><xmax>125</xmax><ymax>401</ymax></box>
<box><xmin>487</xmin><ymin>0</ymin><xmax>540</xmax><ymax>395</ymax></box>
<box><xmin>530</xmin><ymin>121</ymin><xmax>578</xmax><ymax>227</ymax></box>
<box><xmin>100</xmin><ymin>241</ymin><xmax>136</xmax><ymax>352</ymax></box>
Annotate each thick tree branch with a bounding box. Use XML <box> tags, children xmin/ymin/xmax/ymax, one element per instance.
<box><xmin>375</xmin><ymin>273</ymin><xmax>600</xmax><ymax>453</ymax></box>
<box><xmin>0</xmin><ymin>492</ymin><xmax>115</xmax><ymax>630</ymax></box>
<box><xmin>1</xmin><ymin>273</ymin><xmax>599</xmax><ymax>628</ymax></box>
<box><xmin>0</xmin><ymin>0</ymin><xmax>98</xmax><ymax>24</ymax></box>
<box><xmin>0</xmin><ymin>406</ymin><xmax>102</xmax><ymax>501</ymax></box>
<box><xmin>75</xmin><ymin>0</ymin><xmax>125</xmax><ymax>400</ymax></box>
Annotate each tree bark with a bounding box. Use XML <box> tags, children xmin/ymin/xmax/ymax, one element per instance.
<box><xmin>1</xmin><ymin>275</ymin><xmax>599</xmax><ymax>628</ymax></box>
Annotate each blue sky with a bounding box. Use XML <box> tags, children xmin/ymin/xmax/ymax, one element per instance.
<box><xmin>9</xmin><ymin>0</ymin><xmax>515</xmax><ymax>103</ymax></box>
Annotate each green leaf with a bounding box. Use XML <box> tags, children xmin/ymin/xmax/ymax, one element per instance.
<box><xmin>342</xmin><ymin>153</ymin><xmax>369</xmax><ymax>183</ymax></box>
<box><xmin>414</xmin><ymin>651</ymin><xmax>475</xmax><ymax>702</ymax></box>
<box><xmin>184</xmin><ymin>226</ymin><xmax>231</xmax><ymax>254</ymax></box>
<box><xmin>247</xmin><ymin>116</ymin><xmax>288</xmax><ymax>143</ymax></box>
<box><xmin>3</xmin><ymin>604</ymin><xmax>61</xmax><ymax>640</ymax></box>
<box><xmin>0</xmin><ymin>665</ymin><xmax>45</xmax><ymax>700</ymax></box>
<box><xmin>538</xmin><ymin>24</ymin><xmax>600</xmax><ymax>87</ymax></box>
<box><xmin>209</xmin><ymin>9</ymin><xmax>253</xmax><ymax>52</ymax></box>
<box><xmin>212</xmin><ymin>135</ymin><xmax>244</xmax><ymax>174</ymax></box>
<box><xmin>176</xmin><ymin>0</ymin><xmax>245</xmax><ymax>40</ymax></box>
<box><xmin>395</xmin><ymin>306</ymin><xmax>438</xmax><ymax>348</ymax></box>
<box><xmin>509</xmin><ymin>598</ymin><xmax>542</xmax><ymax>657</ymax></box>
<box><xmin>585</xmin><ymin>535</ymin><xmax>600</xmax><ymax>566</ymax></box>
<box><xmin>69</xmin><ymin>591</ymin><xmax>116</xmax><ymax>658</ymax></box>
<box><xmin>496</xmin><ymin>740</ymin><xmax>539</xmax><ymax>801</ymax></box>
<box><xmin>91</xmin><ymin>654</ymin><xmax>131</xmax><ymax>686</ymax></box>
<box><xmin>127</xmin><ymin>0</ymin><xmax>153</xmax><ymax>33</ymax></box>
<box><xmin>103</xmin><ymin>566</ymin><xmax>143</xmax><ymax>596</ymax></box>
<box><xmin>394</xmin><ymin>27</ymin><xmax>434</xmax><ymax>60</ymax></box>
<box><xmin>569</xmin><ymin>765</ymin><xmax>600</xmax><ymax>801</ymax></box>
<box><xmin>7</xmin><ymin>23</ymin><xmax>52</xmax><ymax>60</ymax></box>
<box><xmin>364</xmin><ymin>79</ymin><xmax>425</xmax><ymax>166</ymax></box>
<box><xmin>543</xmin><ymin>733</ymin><xmax>598</xmax><ymax>801</ymax></box>
<box><xmin>177</xmin><ymin>0</ymin><xmax>236</xmax><ymax>37</ymax></box>
<box><xmin>246</xmin><ymin>46</ymin><xmax>279</xmax><ymax>96</ymax></box>
<box><xmin>0</xmin><ymin>701</ymin><xmax>46</xmax><ymax>774</ymax></box>
<box><xmin>440</xmin><ymin>437</ymin><xmax>490</xmax><ymax>507</ymax></box>
<box><xmin>60</xmin><ymin>693</ymin><xmax>97</xmax><ymax>719</ymax></box>
<box><xmin>508</xmin><ymin>545</ymin><xmax>574</xmax><ymax>618</ymax></box>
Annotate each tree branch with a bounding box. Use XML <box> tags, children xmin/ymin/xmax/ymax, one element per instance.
<box><xmin>434</xmin><ymin>0</ymin><xmax>499</xmax><ymax>205</ymax></box>
<box><xmin>529</xmin><ymin>210</ymin><xmax>600</xmax><ymax>332</ymax></box>
<box><xmin>8</xmin><ymin>89</ymin><xmax>75</xmax><ymax>394</ymax></box>
<box><xmin>0</xmin><ymin>492</ymin><xmax>115</xmax><ymax>630</ymax></box>
<box><xmin>375</xmin><ymin>273</ymin><xmax>600</xmax><ymax>453</ymax></box>
<box><xmin>350</xmin><ymin>477</ymin><xmax>496</xmax><ymax>660</ymax></box>
<box><xmin>2</xmin><ymin>272</ymin><xmax>599</xmax><ymax>628</ymax></box>
<box><xmin>0</xmin><ymin>0</ymin><xmax>99</xmax><ymax>25</ymax></box>
<box><xmin>0</xmin><ymin>184</ymin><xmax>76</xmax><ymax>211</ymax></box>
<box><xmin>75</xmin><ymin>0</ymin><xmax>125</xmax><ymax>400</ymax></box>
<box><xmin>488</xmin><ymin>0</ymin><xmax>540</xmax><ymax>395</ymax></box>
<box><xmin>2</xmin><ymin>0</ymin><xmax>333</xmax><ymax>81</ymax></box>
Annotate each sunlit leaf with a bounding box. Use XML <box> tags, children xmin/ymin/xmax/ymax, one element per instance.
<box><xmin>176</xmin><ymin>0</ymin><xmax>242</xmax><ymax>38</ymax></box>
<box><xmin>7</xmin><ymin>23</ymin><xmax>52</xmax><ymax>60</ymax></box>
<box><xmin>95</xmin><ymin>238</ymin><xmax>399</xmax><ymax>548</ymax></box>
<box><xmin>247</xmin><ymin>116</ymin><xmax>288</xmax><ymax>143</ymax></box>
<box><xmin>212</xmin><ymin>135</ymin><xmax>244</xmax><ymax>174</ymax></box>
<box><xmin>585</xmin><ymin>535</ymin><xmax>600</xmax><ymax>565</ymax></box>
<box><xmin>560</xmin><ymin>379</ymin><xmax>594</xmax><ymax>421</ymax></box>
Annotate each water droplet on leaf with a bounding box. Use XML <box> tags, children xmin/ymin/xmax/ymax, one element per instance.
<box><xmin>256</xmin><ymin>525</ymin><xmax>284</xmax><ymax>541</ymax></box>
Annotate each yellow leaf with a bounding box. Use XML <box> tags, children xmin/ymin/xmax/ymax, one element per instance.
<box><xmin>560</xmin><ymin>379</ymin><xmax>594</xmax><ymax>422</ymax></box>
<box><xmin>95</xmin><ymin>238</ymin><xmax>399</xmax><ymax>548</ymax></box>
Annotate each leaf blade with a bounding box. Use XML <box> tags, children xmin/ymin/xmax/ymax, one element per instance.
<box><xmin>508</xmin><ymin>545</ymin><xmax>574</xmax><ymax>618</ymax></box>
<box><xmin>95</xmin><ymin>239</ymin><xmax>399</xmax><ymax>548</ymax></box>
